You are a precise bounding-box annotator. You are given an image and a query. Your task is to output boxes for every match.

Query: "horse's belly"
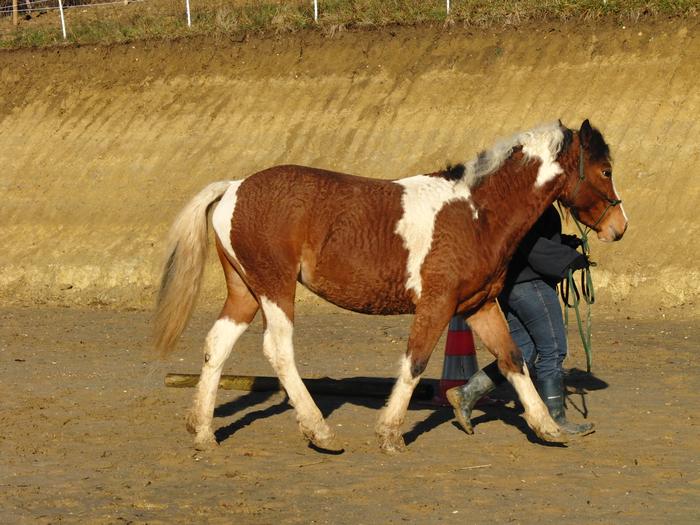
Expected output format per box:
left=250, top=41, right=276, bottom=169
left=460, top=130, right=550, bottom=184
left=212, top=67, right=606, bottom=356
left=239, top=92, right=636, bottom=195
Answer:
left=301, top=279, right=416, bottom=315
left=299, top=254, right=415, bottom=315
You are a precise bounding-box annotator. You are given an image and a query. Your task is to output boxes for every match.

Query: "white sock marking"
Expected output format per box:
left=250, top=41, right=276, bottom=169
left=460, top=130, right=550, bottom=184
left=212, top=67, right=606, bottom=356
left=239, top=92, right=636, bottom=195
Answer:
left=506, top=367, right=551, bottom=430
left=260, top=296, right=325, bottom=432
left=380, top=354, right=420, bottom=429
left=192, top=318, right=248, bottom=431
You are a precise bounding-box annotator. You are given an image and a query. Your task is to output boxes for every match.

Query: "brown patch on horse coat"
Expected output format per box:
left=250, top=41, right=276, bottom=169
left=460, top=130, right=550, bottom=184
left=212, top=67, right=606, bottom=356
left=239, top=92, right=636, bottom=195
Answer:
left=229, top=166, right=415, bottom=315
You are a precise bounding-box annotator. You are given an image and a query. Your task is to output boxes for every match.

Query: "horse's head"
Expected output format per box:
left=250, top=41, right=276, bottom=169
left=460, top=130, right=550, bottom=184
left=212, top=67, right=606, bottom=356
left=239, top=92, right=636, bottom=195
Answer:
left=559, top=120, right=628, bottom=242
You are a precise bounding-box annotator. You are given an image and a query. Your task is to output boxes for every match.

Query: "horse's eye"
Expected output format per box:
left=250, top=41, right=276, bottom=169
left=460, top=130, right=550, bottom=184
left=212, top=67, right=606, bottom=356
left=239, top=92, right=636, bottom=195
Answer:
left=602, top=169, right=612, bottom=178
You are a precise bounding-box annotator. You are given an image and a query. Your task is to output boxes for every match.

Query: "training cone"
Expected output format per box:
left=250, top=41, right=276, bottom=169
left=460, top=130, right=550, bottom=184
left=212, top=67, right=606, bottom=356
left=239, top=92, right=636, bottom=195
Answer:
left=433, top=314, right=479, bottom=406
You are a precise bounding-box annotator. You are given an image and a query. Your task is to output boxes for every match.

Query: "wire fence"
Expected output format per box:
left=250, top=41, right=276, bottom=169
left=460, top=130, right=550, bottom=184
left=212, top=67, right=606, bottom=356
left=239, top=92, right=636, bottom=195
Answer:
left=0, top=0, right=454, bottom=40
left=2, top=1, right=691, bottom=46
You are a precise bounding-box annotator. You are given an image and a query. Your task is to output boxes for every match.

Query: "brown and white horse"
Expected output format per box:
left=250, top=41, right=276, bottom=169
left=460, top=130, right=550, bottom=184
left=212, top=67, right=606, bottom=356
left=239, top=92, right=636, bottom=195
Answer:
left=154, top=119, right=627, bottom=453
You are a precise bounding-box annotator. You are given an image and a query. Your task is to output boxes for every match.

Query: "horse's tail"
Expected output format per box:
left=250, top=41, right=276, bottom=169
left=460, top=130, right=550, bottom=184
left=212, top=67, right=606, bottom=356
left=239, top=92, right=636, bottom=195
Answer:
left=154, top=181, right=232, bottom=357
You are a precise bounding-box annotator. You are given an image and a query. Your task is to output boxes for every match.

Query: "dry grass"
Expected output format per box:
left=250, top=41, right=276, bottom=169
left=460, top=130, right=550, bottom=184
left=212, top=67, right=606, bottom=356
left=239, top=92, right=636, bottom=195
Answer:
left=0, top=0, right=697, bottom=49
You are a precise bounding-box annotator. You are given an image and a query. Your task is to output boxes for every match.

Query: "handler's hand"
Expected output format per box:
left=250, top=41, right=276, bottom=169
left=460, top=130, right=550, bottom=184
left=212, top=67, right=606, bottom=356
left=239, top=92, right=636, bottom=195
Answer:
left=569, top=253, right=590, bottom=271
left=561, top=234, right=583, bottom=249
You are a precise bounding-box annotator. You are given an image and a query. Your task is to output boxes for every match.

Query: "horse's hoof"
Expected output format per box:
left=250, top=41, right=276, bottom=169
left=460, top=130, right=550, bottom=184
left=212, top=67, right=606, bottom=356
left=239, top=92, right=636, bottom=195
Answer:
left=379, top=438, right=406, bottom=455
left=193, top=431, right=218, bottom=451
left=531, top=421, right=568, bottom=443
left=377, top=432, right=406, bottom=454
left=537, top=428, right=568, bottom=444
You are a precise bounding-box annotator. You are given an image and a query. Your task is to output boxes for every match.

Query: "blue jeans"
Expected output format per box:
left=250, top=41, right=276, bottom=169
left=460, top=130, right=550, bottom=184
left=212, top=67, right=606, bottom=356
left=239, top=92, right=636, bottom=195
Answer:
left=499, top=280, right=567, bottom=382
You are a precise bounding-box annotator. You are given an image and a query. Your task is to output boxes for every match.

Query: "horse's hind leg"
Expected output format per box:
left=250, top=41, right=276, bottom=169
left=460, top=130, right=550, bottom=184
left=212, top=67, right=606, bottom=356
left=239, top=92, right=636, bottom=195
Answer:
left=258, top=294, right=342, bottom=453
left=467, top=300, right=564, bottom=443
left=186, top=245, right=259, bottom=450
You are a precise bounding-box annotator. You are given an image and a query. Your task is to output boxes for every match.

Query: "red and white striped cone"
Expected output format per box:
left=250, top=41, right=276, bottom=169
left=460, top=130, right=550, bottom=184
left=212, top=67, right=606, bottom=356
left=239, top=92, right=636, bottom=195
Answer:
left=432, top=314, right=479, bottom=406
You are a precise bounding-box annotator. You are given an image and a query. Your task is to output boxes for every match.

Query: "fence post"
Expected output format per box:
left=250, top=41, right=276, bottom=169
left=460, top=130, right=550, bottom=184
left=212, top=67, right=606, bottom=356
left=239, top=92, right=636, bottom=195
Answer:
left=185, top=0, right=191, bottom=27
left=12, top=0, right=18, bottom=26
left=58, top=0, right=67, bottom=39
left=446, top=0, right=450, bottom=15
left=313, top=0, right=318, bottom=22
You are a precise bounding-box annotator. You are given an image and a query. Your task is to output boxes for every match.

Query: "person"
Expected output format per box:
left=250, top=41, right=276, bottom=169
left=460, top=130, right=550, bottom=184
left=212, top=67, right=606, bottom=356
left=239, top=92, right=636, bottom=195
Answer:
left=446, top=205, right=594, bottom=436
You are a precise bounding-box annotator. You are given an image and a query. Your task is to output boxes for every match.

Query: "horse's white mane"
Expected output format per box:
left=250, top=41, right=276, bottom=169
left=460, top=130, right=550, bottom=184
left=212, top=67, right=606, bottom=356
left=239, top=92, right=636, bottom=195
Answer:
left=460, top=121, right=567, bottom=188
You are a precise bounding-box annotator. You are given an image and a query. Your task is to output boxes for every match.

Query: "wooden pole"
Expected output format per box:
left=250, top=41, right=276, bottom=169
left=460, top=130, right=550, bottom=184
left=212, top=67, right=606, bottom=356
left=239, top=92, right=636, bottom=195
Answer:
left=12, top=0, right=19, bottom=26
left=165, top=373, right=436, bottom=401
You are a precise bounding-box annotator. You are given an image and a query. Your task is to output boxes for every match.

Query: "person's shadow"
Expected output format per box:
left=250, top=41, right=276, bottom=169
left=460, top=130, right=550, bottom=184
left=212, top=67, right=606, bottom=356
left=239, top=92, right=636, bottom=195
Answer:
left=563, top=367, right=609, bottom=419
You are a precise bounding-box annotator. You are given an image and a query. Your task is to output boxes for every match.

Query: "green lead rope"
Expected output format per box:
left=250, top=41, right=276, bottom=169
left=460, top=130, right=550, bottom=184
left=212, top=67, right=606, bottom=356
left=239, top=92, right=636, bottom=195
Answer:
left=560, top=216, right=596, bottom=373
left=557, top=145, right=621, bottom=373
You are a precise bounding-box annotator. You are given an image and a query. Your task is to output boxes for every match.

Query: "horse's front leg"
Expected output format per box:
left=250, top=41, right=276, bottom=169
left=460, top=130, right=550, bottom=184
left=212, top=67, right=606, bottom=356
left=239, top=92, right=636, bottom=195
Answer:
left=467, top=300, right=565, bottom=443
left=376, top=296, right=455, bottom=453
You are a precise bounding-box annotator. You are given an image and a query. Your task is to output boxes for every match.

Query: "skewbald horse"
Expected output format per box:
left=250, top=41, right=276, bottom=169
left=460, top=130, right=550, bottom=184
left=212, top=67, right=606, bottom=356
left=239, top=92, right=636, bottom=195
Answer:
left=154, top=119, right=627, bottom=453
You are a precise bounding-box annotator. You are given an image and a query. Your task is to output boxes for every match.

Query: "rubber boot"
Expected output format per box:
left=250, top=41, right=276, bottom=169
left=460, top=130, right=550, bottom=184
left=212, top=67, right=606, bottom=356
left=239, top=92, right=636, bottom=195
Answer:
left=446, top=361, right=503, bottom=434
left=537, top=376, right=594, bottom=436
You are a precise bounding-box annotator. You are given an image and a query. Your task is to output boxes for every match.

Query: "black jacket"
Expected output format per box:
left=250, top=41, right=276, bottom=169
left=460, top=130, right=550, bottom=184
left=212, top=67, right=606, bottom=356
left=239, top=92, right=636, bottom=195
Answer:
left=504, top=206, right=584, bottom=290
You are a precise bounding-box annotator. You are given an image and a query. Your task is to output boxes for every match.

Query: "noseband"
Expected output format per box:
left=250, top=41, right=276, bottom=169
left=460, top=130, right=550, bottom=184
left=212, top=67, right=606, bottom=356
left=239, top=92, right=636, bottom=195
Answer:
left=570, top=145, right=622, bottom=230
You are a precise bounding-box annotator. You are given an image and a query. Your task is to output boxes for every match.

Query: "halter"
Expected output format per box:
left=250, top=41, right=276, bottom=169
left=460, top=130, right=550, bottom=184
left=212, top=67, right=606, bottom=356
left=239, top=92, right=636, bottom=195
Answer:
left=570, top=145, right=623, bottom=230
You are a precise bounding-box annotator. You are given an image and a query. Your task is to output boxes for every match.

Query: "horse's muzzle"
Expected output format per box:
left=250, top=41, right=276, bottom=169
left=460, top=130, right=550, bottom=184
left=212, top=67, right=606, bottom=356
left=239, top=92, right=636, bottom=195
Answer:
left=597, top=221, right=628, bottom=242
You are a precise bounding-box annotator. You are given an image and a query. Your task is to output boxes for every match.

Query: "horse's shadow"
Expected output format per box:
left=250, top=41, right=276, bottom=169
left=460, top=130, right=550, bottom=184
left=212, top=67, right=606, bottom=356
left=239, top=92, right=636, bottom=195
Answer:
left=213, top=376, right=441, bottom=444
left=213, top=369, right=609, bottom=447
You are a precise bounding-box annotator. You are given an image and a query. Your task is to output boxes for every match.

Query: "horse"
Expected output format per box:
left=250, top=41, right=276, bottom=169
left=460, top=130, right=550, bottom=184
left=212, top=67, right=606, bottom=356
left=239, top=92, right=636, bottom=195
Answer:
left=154, top=119, right=627, bottom=453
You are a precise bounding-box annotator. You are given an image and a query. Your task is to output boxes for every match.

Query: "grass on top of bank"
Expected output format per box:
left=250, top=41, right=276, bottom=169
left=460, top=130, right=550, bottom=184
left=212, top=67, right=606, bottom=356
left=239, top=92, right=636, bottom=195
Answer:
left=1, top=0, right=697, bottom=49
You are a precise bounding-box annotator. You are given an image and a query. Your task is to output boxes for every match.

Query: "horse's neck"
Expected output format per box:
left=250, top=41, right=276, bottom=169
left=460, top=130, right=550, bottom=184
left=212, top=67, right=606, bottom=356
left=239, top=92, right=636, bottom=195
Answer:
left=471, top=156, right=566, bottom=260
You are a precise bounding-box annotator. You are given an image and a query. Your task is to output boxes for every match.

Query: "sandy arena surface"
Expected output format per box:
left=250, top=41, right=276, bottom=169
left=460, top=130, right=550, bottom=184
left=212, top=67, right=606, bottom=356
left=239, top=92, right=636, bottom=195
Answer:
left=1, top=306, right=699, bottom=523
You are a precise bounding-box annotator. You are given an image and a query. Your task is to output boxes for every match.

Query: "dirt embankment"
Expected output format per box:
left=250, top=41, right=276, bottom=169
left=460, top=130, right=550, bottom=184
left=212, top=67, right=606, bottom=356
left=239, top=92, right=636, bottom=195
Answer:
left=1, top=19, right=698, bottom=317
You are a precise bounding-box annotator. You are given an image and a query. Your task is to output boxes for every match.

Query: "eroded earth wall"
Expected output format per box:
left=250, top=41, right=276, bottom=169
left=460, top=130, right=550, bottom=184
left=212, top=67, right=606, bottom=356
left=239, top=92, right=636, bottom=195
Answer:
left=1, top=19, right=698, bottom=317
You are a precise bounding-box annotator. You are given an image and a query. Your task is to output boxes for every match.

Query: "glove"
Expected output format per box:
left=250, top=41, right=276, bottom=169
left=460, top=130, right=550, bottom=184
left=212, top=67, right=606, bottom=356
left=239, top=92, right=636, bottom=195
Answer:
left=569, top=253, right=590, bottom=271
left=561, top=234, right=583, bottom=249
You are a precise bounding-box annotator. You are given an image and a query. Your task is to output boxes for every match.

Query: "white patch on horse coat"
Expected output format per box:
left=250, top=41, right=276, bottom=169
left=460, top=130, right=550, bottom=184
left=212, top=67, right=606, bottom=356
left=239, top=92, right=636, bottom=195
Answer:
left=393, top=176, right=472, bottom=299
left=212, top=180, right=245, bottom=271
left=260, top=296, right=328, bottom=438
left=520, top=126, right=565, bottom=187
left=379, top=354, right=420, bottom=429
left=611, top=179, right=629, bottom=222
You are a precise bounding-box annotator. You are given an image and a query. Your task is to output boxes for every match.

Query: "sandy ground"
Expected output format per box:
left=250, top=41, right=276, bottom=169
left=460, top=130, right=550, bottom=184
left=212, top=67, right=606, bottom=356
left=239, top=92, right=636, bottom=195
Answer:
left=1, top=305, right=698, bottom=523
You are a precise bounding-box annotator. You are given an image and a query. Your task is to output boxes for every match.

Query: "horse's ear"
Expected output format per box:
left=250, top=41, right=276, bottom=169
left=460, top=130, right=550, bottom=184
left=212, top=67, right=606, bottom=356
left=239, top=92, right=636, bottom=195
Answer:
left=580, top=119, right=592, bottom=145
